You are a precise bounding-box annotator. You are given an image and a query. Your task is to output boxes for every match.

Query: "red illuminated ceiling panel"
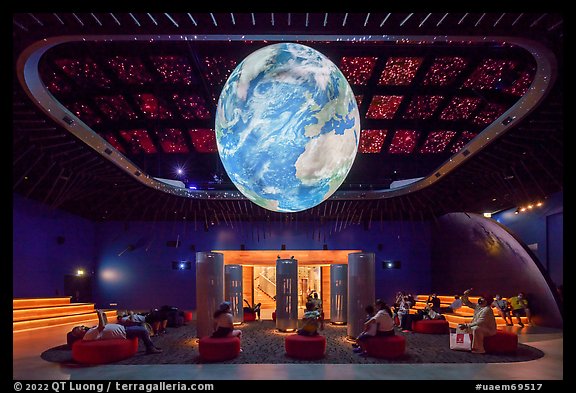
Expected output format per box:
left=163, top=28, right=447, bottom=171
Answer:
left=172, top=93, right=211, bottom=120
left=42, top=68, right=73, bottom=95
left=119, top=129, right=157, bottom=154
left=450, top=131, right=477, bottom=153
left=463, top=59, right=519, bottom=90
left=135, top=93, right=173, bottom=119
left=419, top=131, right=457, bottom=154
left=102, top=134, right=126, bottom=154
left=388, top=130, right=420, bottom=154
left=403, top=95, right=443, bottom=119
left=189, top=129, right=217, bottom=153
left=54, top=58, right=111, bottom=88
left=358, top=130, right=387, bottom=153
left=95, top=95, right=138, bottom=121
left=340, top=56, right=378, bottom=85
left=503, top=69, right=535, bottom=96
left=151, top=55, right=198, bottom=85
left=201, top=56, right=237, bottom=102
left=440, top=97, right=482, bottom=120
left=156, top=128, right=189, bottom=153
left=423, top=56, right=468, bottom=86
left=355, top=95, right=363, bottom=107
left=378, top=57, right=423, bottom=86
left=472, top=102, right=508, bottom=125
left=366, top=95, right=403, bottom=119
left=106, top=56, right=153, bottom=85
left=68, top=102, right=102, bottom=127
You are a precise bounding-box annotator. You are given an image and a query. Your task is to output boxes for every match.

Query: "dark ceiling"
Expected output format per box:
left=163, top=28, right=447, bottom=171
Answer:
left=12, top=12, right=564, bottom=225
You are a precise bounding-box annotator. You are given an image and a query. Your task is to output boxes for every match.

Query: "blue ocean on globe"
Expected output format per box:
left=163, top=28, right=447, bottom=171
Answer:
left=215, top=42, right=360, bottom=212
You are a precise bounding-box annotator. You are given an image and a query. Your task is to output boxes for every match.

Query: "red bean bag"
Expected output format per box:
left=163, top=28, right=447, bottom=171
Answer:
left=72, top=338, right=138, bottom=364
left=198, top=336, right=241, bottom=362
left=412, top=319, right=450, bottom=334
left=243, top=311, right=256, bottom=322
left=484, top=330, right=518, bottom=354
left=285, top=334, right=326, bottom=360
left=364, top=335, right=406, bottom=359
left=183, top=311, right=193, bottom=323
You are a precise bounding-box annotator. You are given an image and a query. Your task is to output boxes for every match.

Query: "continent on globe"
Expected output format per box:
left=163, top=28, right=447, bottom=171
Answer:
left=215, top=42, right=360, bottom=213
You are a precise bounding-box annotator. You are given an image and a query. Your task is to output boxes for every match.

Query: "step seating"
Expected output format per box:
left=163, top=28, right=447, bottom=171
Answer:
left=13, top=297, right=116, bottom=332
left=409, top=294, right=529, bottom=329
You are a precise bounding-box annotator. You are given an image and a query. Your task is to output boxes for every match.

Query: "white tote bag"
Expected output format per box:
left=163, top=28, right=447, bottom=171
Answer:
left=450, top=328, right=472, bottom=351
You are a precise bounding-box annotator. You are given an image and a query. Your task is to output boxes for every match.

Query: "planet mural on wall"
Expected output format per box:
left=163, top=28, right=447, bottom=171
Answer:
left=215, top=42, right=360, bottom=212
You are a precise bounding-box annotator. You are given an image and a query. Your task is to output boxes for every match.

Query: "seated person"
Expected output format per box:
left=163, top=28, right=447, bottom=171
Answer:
left=70, top=309, right=162, bottom=354
left=441, top=295, right=462, bottom=313
left=310, top=292, right=324, bottom=330
left=352, top=304, right=377, bottom=352
left=297, top=301, right=322, bottom=336
left=492, top=294, right=513, bottom=326
left=423, top=304, right=445, bottom=320
left=118, top=310, right=156, bottom=337
left=426, top=293, right=442, bottom=314
left=356, top=299, right=395, bottom=355
left=394, top=296, right=411, bottom=327
left=508, top=292, right=532, bottom=327
left=145, top=308, right=169, bottom=335
left=212, top=302, right=242, bottom=338
left=117, top=310, right=146, bottom=326
left=458, top=288, right=497, bottom=354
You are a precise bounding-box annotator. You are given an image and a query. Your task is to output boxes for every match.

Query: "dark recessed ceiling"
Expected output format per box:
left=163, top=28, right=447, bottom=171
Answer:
left=12, top=12, right=563, bottom=224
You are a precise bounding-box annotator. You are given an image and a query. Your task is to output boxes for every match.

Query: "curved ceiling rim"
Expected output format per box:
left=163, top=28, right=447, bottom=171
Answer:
left=16, top=34, right=557, bottom=202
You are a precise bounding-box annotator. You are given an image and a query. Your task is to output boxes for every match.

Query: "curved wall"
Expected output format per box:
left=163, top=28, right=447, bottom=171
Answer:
left=431, top=212, right=562, bottom=328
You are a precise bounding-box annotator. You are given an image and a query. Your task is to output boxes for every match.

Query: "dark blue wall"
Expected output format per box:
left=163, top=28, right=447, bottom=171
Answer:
left=93, top=219, right=432, bottom=311
left=493, top=191, right=563, bottom=288
left=13, top=194, right=96, bottom=298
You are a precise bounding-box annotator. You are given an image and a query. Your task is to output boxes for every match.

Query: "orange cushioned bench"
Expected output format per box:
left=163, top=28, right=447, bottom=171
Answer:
left=484, top=330, right=518, bottom=354
left=412, top=319, right=450, bottom=334
left=198, top=336, right=241, bottom=362
left=285, top=334, right=326, bottom=360
left=72, top=337, right=138, bottom=364
left=364, top=335, right=406, bottom=359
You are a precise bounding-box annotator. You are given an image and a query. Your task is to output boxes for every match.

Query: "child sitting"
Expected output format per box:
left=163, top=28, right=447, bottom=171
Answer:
left=297, top=301, right=322, bottom=336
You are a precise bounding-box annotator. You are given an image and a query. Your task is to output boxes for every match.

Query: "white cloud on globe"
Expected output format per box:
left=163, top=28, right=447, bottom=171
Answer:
left=215, top=42, right=360, bottom=213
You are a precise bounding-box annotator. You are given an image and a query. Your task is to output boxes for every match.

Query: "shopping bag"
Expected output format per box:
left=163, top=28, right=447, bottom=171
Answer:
left=450, top=328, right=472, bottom=351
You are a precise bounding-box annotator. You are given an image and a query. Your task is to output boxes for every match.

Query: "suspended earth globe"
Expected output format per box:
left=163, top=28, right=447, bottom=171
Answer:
left=215, top=42, right=360, bottom=212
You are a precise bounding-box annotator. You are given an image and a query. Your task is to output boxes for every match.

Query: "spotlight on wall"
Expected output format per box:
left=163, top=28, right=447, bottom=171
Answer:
left=172, top=261, right=191, bottom=270
left=76, top=269, right=85, bottom=276
left=382, top=260, right=401, bottom=269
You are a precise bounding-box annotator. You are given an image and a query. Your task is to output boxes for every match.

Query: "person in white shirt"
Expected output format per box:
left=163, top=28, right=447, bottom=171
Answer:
left=356, top=299, right=395, bottom=355
left=352, top=304, right=377, bottom=352
left=212, top=302, right=242, bottom=339
left=458, top=289, right=497, bottom=354
left=71, top=309, right=162, bottom=354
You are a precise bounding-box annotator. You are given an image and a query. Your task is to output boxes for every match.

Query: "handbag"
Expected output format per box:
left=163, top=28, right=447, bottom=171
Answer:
left=450, top=328, right=472, bottom=351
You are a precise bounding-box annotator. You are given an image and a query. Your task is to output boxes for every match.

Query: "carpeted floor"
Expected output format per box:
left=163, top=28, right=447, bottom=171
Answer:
left=41, top=321, right=544, bottom=365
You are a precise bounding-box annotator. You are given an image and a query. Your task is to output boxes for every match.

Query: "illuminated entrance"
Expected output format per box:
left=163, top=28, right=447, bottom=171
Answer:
left=212, top=249, right=361, bottom=320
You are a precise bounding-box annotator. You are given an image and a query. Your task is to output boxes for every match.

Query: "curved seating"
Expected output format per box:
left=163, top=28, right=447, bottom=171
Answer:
left=243, top=311, right=256, bottom=322
left=412, top=319, right=450, bottom=334
left=364, top=335, right=406, bottom=359
left=285, top=334, right=326, bottom=360
left=198, top=336, right=241, bottom=362
left=72, top=338, right=138, bottom=364
left=484, top=330, right=518, bottom=354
